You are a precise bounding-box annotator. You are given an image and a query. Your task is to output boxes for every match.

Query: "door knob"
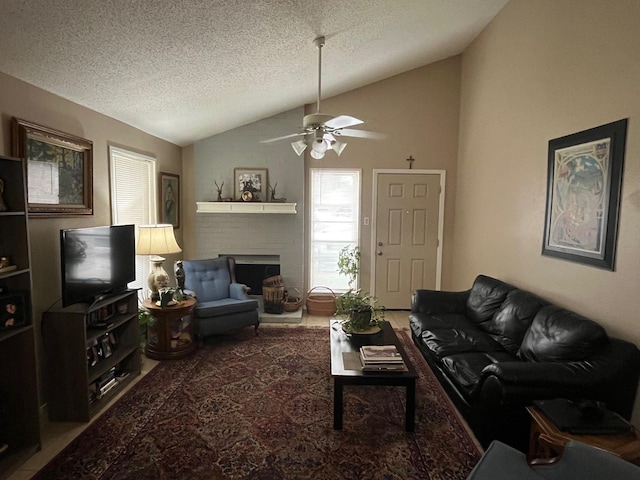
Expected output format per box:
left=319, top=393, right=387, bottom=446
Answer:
left=377, top=251, right=383, bottom=256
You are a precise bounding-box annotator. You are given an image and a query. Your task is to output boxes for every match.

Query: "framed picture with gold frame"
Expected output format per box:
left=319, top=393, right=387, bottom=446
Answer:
left=12, top=118, right=93, bottom=217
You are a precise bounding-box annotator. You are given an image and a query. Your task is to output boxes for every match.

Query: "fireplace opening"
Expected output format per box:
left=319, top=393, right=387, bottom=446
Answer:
left=220, top=254, right=280, bottom=295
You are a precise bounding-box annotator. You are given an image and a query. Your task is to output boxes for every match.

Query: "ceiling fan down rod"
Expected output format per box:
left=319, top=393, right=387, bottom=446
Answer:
left=313, top=36, right=325, bottom=114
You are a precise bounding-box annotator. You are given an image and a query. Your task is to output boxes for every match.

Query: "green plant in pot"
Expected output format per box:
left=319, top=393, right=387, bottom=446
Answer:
left=138, top=306, right=152, bottom=346
left=335, top=246, right=385, bottom=333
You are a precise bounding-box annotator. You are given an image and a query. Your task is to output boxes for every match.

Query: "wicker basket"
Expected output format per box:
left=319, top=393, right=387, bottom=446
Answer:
left=263, top=285, right=285, bottom=314
left=306, top=286, right=337, bottom=316
left=283, top=296, right=303, bottom=312
left=262, top=275, right=283, bottom=287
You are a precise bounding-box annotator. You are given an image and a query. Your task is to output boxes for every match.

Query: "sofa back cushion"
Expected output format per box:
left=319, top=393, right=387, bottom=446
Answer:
left=519, top=306, right=608, bottom=362
left=466, top=275, right=515, bottom=324
left=480, top=289, right=549, bottom=354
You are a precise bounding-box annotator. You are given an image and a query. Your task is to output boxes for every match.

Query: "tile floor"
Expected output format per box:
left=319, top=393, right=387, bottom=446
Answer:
left=8, top=311, right=411, bottom=479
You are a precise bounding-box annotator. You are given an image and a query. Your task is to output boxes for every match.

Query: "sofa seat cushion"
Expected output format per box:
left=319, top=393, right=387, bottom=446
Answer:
left=410, top=313, right=477, bottom=338
left=519, top=305, right=608, bottom=362
left=195, top=298, right=259, bottom=318
left=442, top=352, right=519, bottom=396
left=478, top=289, right=549, bottom=354
left=421, top=327, right=504, bottom=358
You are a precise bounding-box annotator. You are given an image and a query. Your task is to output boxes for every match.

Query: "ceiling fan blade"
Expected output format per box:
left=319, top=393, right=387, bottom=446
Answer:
left=260, top=132, right=306, bottom=144
left=337, top=129, right=386, bottom=140
left=324, top=115, right=364, bottom=130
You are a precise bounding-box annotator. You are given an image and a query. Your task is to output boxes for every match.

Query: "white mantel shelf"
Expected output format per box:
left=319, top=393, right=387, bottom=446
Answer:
left=196, top=202, right=297, bottom=214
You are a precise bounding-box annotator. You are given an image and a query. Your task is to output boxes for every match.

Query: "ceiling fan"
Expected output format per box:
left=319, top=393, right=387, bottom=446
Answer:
left=261, top=36, right=384, bottom=159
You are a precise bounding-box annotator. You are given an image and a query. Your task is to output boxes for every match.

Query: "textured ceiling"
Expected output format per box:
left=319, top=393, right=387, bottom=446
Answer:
left=0, top=0, right=509, bottom=146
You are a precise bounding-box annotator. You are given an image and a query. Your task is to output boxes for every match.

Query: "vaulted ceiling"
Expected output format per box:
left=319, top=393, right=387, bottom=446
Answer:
left=0, top=0, right=509, bottom=146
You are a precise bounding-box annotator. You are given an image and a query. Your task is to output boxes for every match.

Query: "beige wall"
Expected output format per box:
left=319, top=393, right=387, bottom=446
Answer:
left=304, top=56, right=462, bottom=292
left=0, top=71, right=182, bottom=405
left=456, top=0, right=640, bottom=423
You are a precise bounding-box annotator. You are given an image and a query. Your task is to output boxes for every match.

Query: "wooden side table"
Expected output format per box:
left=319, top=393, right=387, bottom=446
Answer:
left=142, top=297, right=197, bottom=360
left=526, top=406, right=640, bottom=465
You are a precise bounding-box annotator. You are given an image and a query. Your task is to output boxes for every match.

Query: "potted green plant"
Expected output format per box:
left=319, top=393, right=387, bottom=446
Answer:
left=138, top=306, right=152, bottom=347
left=335, top=246, right=385, bottom=333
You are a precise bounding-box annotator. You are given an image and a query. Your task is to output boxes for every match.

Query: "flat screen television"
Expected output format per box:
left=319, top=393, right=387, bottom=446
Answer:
left=60, top=224, right=136, bottom=307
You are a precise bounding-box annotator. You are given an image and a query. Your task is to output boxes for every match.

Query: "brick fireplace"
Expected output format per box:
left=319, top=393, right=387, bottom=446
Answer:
left=220, top=254, right=280, bottom=295
left=190, top=108, right=305, bottom=301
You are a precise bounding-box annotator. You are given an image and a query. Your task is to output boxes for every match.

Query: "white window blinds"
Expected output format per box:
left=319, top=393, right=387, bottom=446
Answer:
left=109, top=146, right=156, bottom=293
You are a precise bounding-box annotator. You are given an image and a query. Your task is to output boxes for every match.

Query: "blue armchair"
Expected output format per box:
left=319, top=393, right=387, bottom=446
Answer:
left=467, top=438, right=640, bottom=479
left=182, top=257, right=259, bottom=338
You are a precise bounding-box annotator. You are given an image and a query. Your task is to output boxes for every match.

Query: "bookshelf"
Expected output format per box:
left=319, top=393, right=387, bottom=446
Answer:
left=42, top=290, right=141, bottom=422
left=0, top=155, right=40, bottom=479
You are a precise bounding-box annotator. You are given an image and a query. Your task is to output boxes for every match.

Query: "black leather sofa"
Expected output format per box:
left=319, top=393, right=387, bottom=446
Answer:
left=409, top=274, right=640, bottom=449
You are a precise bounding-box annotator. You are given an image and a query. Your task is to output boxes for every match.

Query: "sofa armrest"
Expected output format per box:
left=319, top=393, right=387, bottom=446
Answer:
left=411, top=289, right=470, bottom=315
left=230, top=283, right=250, bottom=300
left=482, top=362, right=589, bottom=387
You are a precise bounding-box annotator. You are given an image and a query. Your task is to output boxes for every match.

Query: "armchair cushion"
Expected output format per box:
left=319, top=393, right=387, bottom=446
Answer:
left=195, top=298, right=259, bottom=318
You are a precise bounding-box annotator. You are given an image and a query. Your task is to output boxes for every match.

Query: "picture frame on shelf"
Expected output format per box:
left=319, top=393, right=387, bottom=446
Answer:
left=100, top=334, right=113, bottom=358
left=542, top=119, right=628, bottom=270
left=11, top=118, right=93, bottom=217
left=234, top=168, right=268, bottom=202
left=159, top=172, right=180, bottom=228
left=0, top=292, right=27, bottom=329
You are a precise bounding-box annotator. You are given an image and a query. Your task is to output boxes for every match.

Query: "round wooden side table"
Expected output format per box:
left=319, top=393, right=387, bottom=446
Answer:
left=142, top=297, right=197, bottom=360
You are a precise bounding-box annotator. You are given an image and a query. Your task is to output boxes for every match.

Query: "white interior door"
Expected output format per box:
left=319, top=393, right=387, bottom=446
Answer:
left=372, top=170, right=444, bottom=309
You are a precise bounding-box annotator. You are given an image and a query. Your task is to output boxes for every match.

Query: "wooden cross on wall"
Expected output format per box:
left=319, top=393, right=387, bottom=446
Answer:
left=406, top=155, right=415, bottom=169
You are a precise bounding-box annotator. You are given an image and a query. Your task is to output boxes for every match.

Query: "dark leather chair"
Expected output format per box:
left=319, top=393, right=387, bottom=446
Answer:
left=183, top=257, right=259, bottom=338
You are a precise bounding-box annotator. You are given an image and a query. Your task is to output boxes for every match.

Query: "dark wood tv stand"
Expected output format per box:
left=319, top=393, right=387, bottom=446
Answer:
left=42, top=290, right=141, bottom=422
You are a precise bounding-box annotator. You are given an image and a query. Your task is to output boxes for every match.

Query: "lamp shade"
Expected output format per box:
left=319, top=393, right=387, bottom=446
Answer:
left=136, top=224, right=181, bottom=256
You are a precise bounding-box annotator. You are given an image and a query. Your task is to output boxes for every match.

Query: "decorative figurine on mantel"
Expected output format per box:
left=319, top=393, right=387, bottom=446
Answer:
left=0, top=178, right=7, bottom=212
left=214, top=181, right=232, bottom=202
left=269, top=182, right=287, bottom=203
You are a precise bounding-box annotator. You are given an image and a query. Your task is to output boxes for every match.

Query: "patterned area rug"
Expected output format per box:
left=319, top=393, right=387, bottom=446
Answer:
left=35, top=327, right=481, bottom=479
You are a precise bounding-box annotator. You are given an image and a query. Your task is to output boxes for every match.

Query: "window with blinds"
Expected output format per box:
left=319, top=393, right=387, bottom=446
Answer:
left=109, top=146, right=156, bottom=295
left=309, top=168, right=360, bottom=292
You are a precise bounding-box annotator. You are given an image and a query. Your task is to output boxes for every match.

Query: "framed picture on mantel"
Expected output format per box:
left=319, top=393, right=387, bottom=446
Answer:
left=234, top=168, right=268, bottom=202
left=542, top=119, right=627, bottom=270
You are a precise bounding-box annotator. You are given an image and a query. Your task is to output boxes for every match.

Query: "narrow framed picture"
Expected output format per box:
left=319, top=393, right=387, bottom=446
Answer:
left=159, top=172, right=179, bottom=228
left=234, top=168, right=268, bottom=202
left=0, top=292, right=27, bottom=329
left=100, top=334, right=113, bottom=358
left=12, top=118, right=93, bottom=217
left=542, top=119, right=628, bottom=270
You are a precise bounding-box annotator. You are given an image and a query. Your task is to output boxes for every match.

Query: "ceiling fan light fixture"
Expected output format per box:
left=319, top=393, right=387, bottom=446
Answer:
left=291, top=140, right=307, bottom=156
left=310, top=149, right=325, bottom=160
left=331, top=140, right=347, bottom=157
left=311, top=137, right=328, bottom=154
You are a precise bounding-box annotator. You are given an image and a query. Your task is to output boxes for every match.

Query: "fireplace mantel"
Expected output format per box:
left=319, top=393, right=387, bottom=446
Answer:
left=196, top=202, right=297, bottom=214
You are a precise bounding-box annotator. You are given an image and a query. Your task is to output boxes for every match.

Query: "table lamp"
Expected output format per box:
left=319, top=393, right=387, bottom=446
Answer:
left=136, top=224, right=182, bottom=301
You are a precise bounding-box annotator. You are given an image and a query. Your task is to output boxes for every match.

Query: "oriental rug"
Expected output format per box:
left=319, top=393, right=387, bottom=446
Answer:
left=35, top=327, right=481, bottom=480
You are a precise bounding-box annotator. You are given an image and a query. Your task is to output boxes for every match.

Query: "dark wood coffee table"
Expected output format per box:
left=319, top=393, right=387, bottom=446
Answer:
left=330, top=320, right=418, bottom=431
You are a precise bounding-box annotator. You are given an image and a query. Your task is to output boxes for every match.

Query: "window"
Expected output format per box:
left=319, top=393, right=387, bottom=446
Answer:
left=109, top=146, right=156, bottom=296
left=309, top=169, right=360, bottom=292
